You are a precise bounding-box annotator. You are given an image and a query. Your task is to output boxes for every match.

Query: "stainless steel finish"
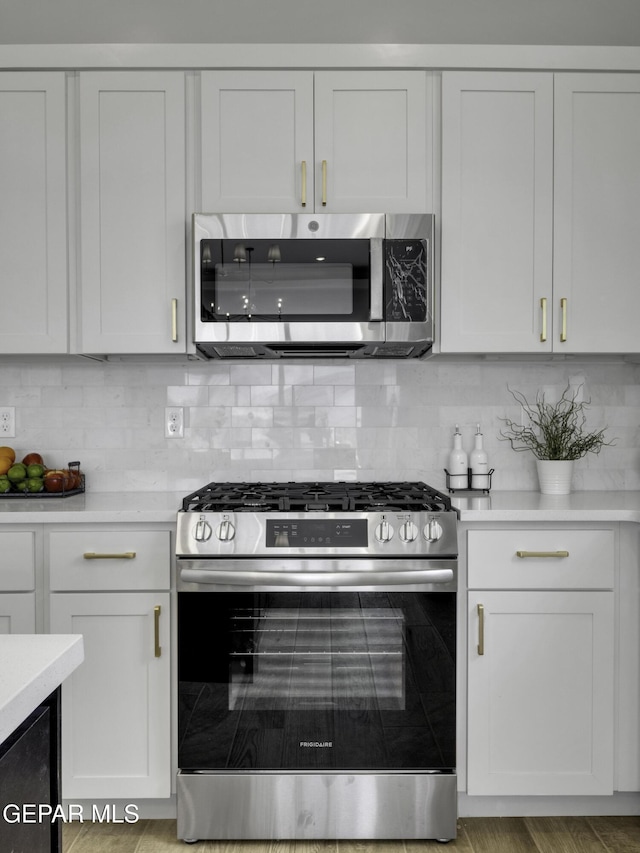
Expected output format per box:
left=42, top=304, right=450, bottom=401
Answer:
left=194, top=212, right=386, bottom=241
left=177, top=771, right=457, bottom=841
left=177, top=558, right=456, bottom=592
left=369, top=237, right=384, bottom=321
left=176, top=480, right=457, bottom=843
left=192, top=213, right=434, bottom=360
left=176, top=510, right=457, bottom=560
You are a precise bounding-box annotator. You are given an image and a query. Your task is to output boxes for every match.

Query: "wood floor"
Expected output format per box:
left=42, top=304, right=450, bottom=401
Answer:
left=62, top=816, right=640, bottom=853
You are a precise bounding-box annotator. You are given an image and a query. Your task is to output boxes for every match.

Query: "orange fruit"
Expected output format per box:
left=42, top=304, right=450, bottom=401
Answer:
left=0, top=455, right=13, bottom=476
left=0, top=446, right=15, bottom=463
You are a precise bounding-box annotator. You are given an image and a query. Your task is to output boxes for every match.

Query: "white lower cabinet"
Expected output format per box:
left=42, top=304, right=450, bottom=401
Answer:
left=50, top=591, right=170, bottom=800
left=1, top=529, right=37, bottom=632
left=48, top=527, right=172, bottom=800
left=0, top=593, right=36, bottom=634
left=466, top=528, right=615, bottom=796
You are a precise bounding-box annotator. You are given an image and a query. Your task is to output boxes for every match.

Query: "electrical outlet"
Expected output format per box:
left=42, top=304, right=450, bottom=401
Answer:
left=165, top=407, right=184, bottom=439
left=0, top=407, right=15, bottom=438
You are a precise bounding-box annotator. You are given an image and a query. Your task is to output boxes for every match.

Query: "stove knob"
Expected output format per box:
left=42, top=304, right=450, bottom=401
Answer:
left=399, top=521, right=419, bottom=543
left=375, top=520, right=394, bottom=543
left=193, top=519, right=212, bottom=542
left=216, top=520, right=236, bottom=542
left=424, top=519, right=443, bottom=543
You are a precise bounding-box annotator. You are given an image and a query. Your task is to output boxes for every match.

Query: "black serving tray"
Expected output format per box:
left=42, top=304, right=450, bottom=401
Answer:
left=0, top=462, right=84, bottom=499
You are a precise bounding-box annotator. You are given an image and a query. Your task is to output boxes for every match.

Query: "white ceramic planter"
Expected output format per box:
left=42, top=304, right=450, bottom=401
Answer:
left=536, top=459, right=574, bottom=495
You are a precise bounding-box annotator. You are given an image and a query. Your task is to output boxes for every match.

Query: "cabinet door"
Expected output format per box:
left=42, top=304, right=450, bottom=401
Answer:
left=467, top=590, right=614, bottom=795
left=554, top=74, right=640, bottom=353
left=79, top=72, right=186, bottom=353
left=0, top=73, right=68, bottom=354
left=440, top=72, right=553, bottom=352
left=314, top=71, right=429, bottom=213
left=0, top=594, right=36, bottom=634
left=50, top=592, right=170, bottom=799
left=201, top=71, right=314, bottom=213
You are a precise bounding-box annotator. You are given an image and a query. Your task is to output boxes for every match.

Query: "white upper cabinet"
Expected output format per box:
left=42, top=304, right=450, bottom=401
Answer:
left=201, top=71, right=314, bottom=213
left=313, top=71, right=429, bottom=213
left=0, top=73, right=68, bottom=354
left=78, top=72, right=187, bottom=354
left=554, top=74, right=640, bottom=353
left=441, top=70, right=640, bottom=355
left=440, top=72, right=554, bottom=352
left=201, top=70, right=430, bottom=213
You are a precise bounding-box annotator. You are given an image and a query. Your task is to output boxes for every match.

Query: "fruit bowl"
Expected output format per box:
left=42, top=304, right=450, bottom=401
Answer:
left=0, top=461, right=85, bottom=498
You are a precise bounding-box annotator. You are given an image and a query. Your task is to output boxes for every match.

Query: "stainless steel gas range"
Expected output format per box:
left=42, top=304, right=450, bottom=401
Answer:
left=175, top=481, right=458, bottom=843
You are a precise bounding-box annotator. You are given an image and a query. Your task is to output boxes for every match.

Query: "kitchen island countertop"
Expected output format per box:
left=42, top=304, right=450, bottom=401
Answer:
left=0, top=634, right=84, bottom=745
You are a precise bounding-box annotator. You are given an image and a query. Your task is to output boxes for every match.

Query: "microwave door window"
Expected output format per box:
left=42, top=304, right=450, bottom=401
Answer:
left=200, top=239, right=371, bottom=322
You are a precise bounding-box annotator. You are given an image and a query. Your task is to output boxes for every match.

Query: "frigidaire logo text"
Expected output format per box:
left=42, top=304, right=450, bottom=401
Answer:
left=299, top=741, right=333, bottom=748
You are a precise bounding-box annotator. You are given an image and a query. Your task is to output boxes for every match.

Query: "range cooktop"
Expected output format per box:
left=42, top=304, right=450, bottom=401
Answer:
left=180, top=480, right=454, bottom=514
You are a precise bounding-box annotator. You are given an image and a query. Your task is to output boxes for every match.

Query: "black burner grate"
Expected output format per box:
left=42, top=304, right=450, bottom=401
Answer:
left=181, top=481, right=453, bottom=514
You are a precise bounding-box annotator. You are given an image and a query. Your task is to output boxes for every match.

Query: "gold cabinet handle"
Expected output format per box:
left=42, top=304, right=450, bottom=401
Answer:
left=301, top=160, right=307, bottom=207
left=154, top=605, right=162, bottom=658
left=83, top=551, right=137, bottom=560
left=540, top=297, right=547, bottom=343
left=171, top=298, right=178, bottom=343
left=560, top=297, right=567, bottom=343
left=477, top=604, right=484, bottom=656
left=516, top=550, right=570, bottom=558
left=321, top=159, right=327, bottom=206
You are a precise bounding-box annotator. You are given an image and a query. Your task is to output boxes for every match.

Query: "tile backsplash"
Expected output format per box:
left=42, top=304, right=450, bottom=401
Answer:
left=1, top=356, right=638, bottom=493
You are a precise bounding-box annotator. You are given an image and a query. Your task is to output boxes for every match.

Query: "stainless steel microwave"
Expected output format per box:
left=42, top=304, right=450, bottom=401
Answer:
left=193, top=213, right=434, bottom=359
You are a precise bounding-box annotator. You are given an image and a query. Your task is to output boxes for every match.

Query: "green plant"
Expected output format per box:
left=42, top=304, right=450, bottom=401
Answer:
left=499, top=385, right=614, bottom=461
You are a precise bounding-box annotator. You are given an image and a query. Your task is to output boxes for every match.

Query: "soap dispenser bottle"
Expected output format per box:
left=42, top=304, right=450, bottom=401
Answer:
left=448, top=424, right=469, bottom=489
left=470, top=423, right=490, bottom=490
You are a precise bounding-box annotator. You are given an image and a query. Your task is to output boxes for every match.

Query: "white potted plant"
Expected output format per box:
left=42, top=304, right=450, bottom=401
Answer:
left=499, top=385, right=614, bottom=494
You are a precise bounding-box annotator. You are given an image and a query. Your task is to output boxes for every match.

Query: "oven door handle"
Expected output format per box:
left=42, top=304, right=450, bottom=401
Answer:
left=178, top=566, right=455, bottom=589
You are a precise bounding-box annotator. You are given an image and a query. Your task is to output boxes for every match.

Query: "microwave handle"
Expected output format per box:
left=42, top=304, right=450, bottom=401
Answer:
left=370, top=238, right=384, bottom=321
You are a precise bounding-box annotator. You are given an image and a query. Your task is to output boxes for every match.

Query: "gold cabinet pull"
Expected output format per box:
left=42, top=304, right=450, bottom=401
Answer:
left=171, top=298, right=178, bottom=343
left=154, top=605, right=162, bottom=658
left=301, top=160, right=307, bottom=207
left=560, top=297, right=567, bottom=343
left=321, top=159, right=327, bottom=206
left=83, top=551, right=137, bottom=560
left=516, top=550, right=570, bottom=558
left=540, top=297, right=547, bottom=342
left=477, top=603, right=484, bottom=656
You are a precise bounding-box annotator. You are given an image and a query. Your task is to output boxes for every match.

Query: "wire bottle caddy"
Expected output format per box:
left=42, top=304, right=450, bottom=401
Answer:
left=444, top=467, right=494, bottom=494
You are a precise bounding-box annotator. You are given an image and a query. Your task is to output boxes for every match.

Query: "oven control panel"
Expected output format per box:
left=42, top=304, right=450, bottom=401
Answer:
left=266, top=519, right=368, bottom=548
left=177, top=510, right=458, bottom=559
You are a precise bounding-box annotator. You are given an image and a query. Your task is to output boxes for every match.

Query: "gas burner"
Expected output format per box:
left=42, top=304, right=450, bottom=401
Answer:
left=181, top=481, right=454, bottom=514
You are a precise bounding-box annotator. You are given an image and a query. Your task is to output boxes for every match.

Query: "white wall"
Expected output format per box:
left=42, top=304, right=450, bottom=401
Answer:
left=0, top=356, right=636, bottom=493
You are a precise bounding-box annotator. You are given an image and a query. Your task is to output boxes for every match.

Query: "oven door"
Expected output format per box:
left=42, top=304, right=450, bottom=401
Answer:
left=177, top=579, right=455, bottom=773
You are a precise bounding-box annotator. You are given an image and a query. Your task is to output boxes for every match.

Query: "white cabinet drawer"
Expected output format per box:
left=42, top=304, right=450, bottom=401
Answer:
left=468, top=528, right=614, bottom=589
left=49, top=529, right=171, bottom=590
left=1, top=531, right=36, bottom=590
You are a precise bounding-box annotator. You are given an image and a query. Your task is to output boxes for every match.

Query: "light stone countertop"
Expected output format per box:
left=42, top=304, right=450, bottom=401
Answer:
left=0, top=634, right=84, bottom=744
left=0, top=491, right=185, bottom=524
left=453, top=490, right=640, bottom=522
left=0, top=489, right=639, bottom=524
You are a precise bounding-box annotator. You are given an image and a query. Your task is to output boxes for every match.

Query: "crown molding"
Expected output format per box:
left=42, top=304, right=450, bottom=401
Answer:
left=0, top=43, right=639, bottom=71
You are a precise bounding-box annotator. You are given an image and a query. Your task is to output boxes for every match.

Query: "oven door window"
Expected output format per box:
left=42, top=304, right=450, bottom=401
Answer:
left=178, top=591, right=455, bottom=772
left=199, top=239, right=371, bottom=322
